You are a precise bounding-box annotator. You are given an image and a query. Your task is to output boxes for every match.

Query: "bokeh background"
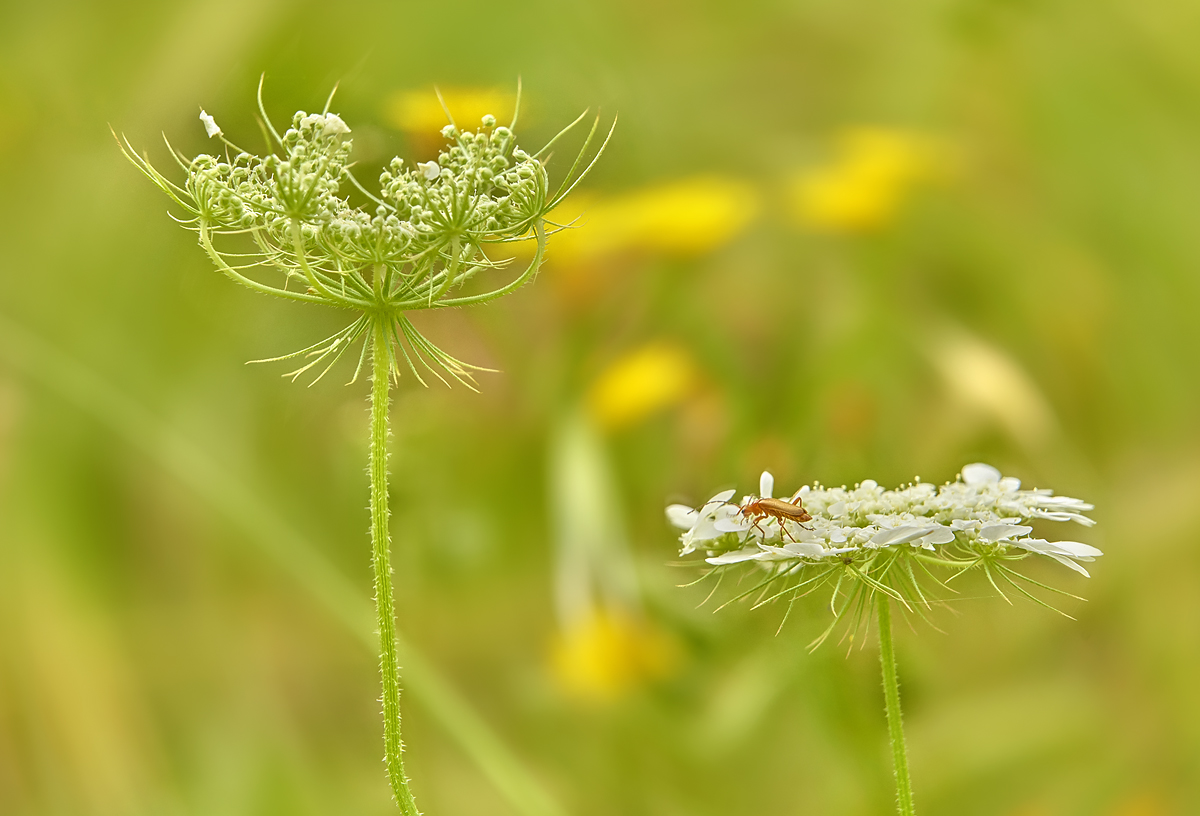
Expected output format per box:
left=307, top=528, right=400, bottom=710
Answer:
left=2, top=1, right=1199, bottom=814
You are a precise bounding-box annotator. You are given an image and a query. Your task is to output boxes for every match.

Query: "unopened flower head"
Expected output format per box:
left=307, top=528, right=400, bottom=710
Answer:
left=122, top=82, right=611, bottom=387
left=668, top=464, right=1100, bottom=641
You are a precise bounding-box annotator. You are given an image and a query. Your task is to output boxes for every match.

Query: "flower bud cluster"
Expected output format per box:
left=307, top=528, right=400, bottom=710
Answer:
left=669, top=463, right=1102, bottom=577
left=377, top=119, right=549, bottom=247
left=189, top=111, right=353, bottom=232
left=184, top=109, right=551, bottom=270
left=123, top=93, right=609, bottom=387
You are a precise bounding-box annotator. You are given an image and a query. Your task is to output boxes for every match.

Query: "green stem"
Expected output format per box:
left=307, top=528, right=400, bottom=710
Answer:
left=371, top=321, right=421, bottom=816
left=877, top=597, right=916, bottom=816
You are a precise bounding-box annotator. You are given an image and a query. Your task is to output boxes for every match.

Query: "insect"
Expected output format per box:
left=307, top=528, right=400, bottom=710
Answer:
left=738, top=495, right=813, bottom=541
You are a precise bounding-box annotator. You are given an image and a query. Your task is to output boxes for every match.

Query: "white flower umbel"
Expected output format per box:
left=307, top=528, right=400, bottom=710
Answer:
left=669, top=463, right=1100, bottom=816
left=668, top=462, right=1100, bottom=634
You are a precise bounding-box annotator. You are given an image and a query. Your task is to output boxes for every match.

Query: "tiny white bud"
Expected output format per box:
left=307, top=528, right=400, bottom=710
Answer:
left=299, top=113, right=351, bottom=137
left=321, top=113, right=351, bottom=137
left=199, top=110, right=222, bottom=138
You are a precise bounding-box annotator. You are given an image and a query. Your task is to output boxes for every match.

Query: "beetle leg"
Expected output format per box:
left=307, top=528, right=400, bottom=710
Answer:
left=752, top=517, right=768, bottom=539
left=772, top=516, right=792, bottom=543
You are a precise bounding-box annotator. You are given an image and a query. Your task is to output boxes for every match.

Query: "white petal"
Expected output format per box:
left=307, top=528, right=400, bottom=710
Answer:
left=1019, top=538, right=1102, bottom=560
left=321, top=113, right=350, bottom=136
left=706, top=488, right=737, bottom=506
left=979, top=523, right=1033, bottom=542
left=783, top=541, right=832, bottom=558
left=1056, top=540, right=1104, bottom=559
left=199, top=110, right=221, bottom=138
left=920, top=527, right=956, bottom=546
left=962, top=463, right=1001, bottom=486
left=759, top=471, right=774, bottom=499
left=418, top=160, right=441, bottom=180
left=1044, top=552, right=1092, bottom=577
left=1037, top=495, right=1095, bottom=511
left=666, top=504, right=697, bottom=529
left=869, top=526, right=933, bottom=547
left=813, top=546, right=858, bottom=559
left=1013, top=538, right=1101, bottom=576
left=706, top=547, right=766, bottom=565
left=757, top=542, right=825, bottom=559
left=683, top=517, right=725, bottom=544
left=714, top=517, right=752, bottom=533
left=756, top=545, right=806, bottom=561
left=1032, top=509, right=1097, bottom=526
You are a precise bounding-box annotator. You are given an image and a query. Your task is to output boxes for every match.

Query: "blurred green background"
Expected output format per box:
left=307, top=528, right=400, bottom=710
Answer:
left=1, top=1, right=1198, bottom=814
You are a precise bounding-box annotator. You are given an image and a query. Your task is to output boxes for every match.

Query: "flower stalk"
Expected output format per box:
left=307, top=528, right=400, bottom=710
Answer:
left=370, top=319, right=419, bottom=814
left=877, top=597, right=914, bottom=816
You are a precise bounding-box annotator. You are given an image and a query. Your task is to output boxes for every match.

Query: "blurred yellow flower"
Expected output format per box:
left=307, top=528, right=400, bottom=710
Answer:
left=550, top=609, right=679, bottom=703
left=790, top=128, right=946, bottom=233
left=927, top=327, right=1056, bottom=449
left=587, top=342, right=697, bottom=431
left=533, top=176, right=760, bottom=263
left=383, top=87, right=517, bottom=134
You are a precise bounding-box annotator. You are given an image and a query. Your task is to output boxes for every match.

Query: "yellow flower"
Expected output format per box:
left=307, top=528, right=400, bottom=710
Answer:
left=587, top=342, right=697, bottom=432
left=524, top=176, right=759, bottom=263
left=550, top=609, right=679, bottom=703
left=790, top=128, right=946, bottom=233
left=383, top=87, right=517, bottom=134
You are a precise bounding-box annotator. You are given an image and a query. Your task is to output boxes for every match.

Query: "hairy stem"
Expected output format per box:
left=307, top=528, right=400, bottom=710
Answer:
left=878, top=597, right=916, bottom=816
left=370, top=321, right=421, bottom=816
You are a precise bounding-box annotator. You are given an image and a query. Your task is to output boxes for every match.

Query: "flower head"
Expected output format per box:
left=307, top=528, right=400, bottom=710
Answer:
left=121, top=81, right=612, bottom=388
left=789, top=127, right=947, bottom=233
left=587, top=342, right=697, bottom=431
left=669, top=463, right=1100, bottom=643
left=550, top=609, right=679, bottom=703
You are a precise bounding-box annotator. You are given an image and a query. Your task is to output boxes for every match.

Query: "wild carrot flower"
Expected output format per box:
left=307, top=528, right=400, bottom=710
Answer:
left=120, top=81, right=610, bottom=815
left=674, top=462, right=1097, bottom=564
left=670, top=463, right=1099, bottom=623
left=120, top=84, right=609, bottom=388
left=668, top=462, right=1100, bottom=816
